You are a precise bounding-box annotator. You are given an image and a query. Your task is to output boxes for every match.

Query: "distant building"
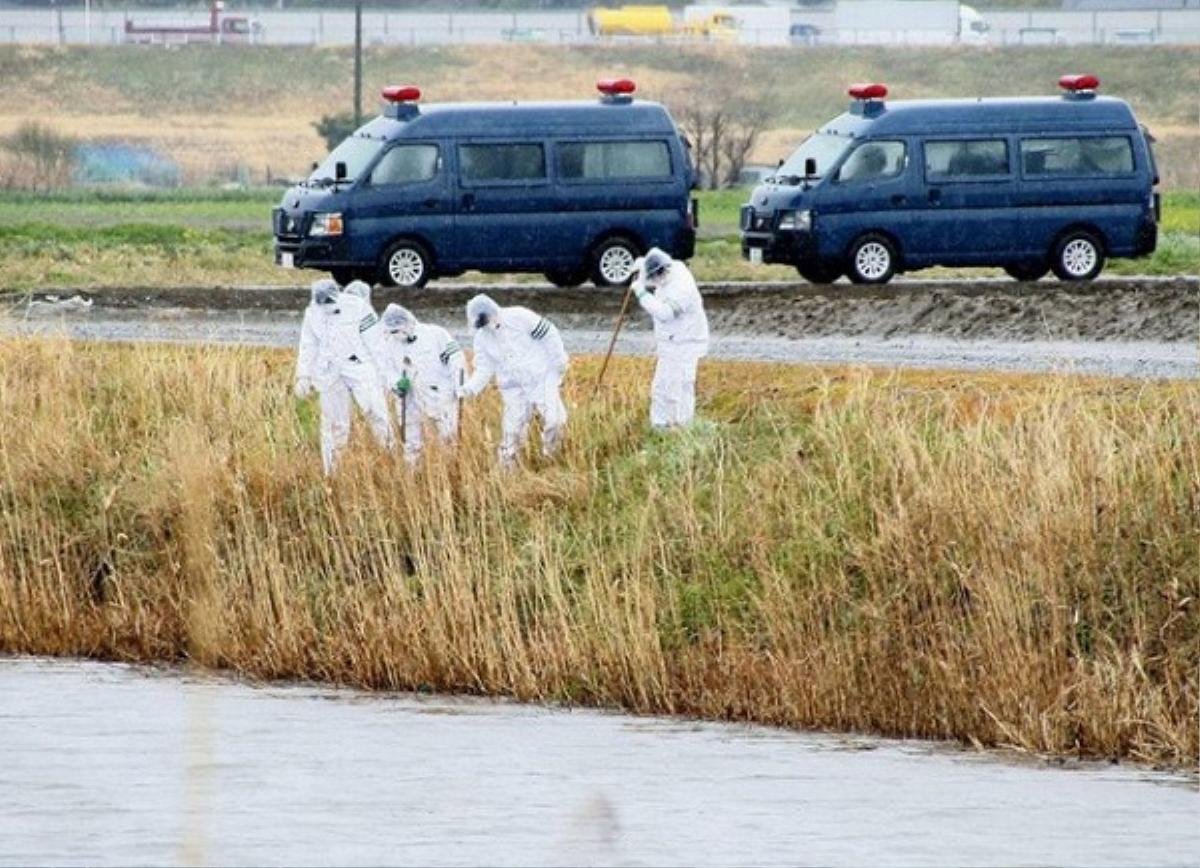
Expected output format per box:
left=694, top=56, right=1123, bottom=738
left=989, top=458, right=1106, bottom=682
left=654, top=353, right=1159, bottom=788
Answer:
left=1064, top=0, right=1196, bottom=10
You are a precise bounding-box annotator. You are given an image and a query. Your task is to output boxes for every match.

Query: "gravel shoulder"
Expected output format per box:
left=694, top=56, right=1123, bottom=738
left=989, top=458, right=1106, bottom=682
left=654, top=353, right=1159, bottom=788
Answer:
left=5, top=305, right=1196, bottom=380
left=5, top=276, right=1197, bottom=343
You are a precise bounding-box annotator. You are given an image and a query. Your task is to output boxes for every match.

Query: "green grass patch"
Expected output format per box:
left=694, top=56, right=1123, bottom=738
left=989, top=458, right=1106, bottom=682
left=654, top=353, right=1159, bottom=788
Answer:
left=0, top=187, right=1193, bottom=289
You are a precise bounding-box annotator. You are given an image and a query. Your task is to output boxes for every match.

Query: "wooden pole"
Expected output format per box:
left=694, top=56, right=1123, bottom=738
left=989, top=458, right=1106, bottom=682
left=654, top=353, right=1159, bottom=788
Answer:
left=591, top=282, right=636, bottom=398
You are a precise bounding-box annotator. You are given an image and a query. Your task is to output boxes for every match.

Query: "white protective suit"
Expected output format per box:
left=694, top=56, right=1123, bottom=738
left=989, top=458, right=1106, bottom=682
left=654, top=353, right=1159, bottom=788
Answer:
left=294, top=279, right=395, bottom=473
left=632, top=248, right=709, bottom=428
left=460, top=294, right=569, bottom=467
left=378, top=303, right=465, bottom=462
left=342, top=279, right=373, bottom=305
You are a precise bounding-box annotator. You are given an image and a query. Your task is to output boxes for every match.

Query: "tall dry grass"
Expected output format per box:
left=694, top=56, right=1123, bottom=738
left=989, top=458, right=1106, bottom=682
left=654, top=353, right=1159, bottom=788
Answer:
left=0, top=336, right=1196, bottom=765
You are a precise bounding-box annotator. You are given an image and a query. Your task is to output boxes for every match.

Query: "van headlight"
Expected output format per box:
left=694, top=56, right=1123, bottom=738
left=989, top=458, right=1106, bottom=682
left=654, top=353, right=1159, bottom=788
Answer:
left=777, top=209, right=811, bottom=231
left=309, top=213, right=344, bottom=237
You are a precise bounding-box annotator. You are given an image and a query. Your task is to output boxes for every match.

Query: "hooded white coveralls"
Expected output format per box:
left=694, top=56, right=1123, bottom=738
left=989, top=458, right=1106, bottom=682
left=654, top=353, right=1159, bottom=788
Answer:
left=379, top=316, right=465, bottom=461
left=635, top=253, right=709, bottom=428
left=295, top=292, right=394, bottom=473
left=462, top=298, right=569, bottom=466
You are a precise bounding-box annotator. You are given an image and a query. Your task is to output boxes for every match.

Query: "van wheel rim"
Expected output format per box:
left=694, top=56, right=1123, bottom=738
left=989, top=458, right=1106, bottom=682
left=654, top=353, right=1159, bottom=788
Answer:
left=389, top=249, right=424, bottom=286
left=599, top=245, right=635, bottom=283
left=855, top=242, right=890, bottom=280
left=1061, top=239, right=1097, bottom=277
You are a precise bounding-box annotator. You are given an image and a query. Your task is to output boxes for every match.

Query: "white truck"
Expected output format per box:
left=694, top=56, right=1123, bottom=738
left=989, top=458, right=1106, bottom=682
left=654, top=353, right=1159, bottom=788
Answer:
left=832, top=0, right=989, bottom=45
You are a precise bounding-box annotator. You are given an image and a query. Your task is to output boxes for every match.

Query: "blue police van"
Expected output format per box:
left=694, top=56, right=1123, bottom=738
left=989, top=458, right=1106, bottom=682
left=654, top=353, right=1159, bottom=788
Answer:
left=740, top=75, right=1159, bottom=284
left=274, top=79, right=696, bottom=288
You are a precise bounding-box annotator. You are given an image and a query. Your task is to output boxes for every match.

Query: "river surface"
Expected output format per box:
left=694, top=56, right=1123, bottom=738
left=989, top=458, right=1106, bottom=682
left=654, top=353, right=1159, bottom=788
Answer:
left=2, top=658, right=1196, bottom=867
left=5, top=306, right=1196, bottom=379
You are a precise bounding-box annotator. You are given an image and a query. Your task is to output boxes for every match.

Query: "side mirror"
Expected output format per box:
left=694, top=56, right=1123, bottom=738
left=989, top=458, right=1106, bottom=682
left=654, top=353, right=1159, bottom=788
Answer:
left=804, top=157, right=817, bottom=177
left=777, top=158, right=784, bottom=168
left=311, top=161, right=319, bottom=172
left=335, top=161, right=347, bottom=181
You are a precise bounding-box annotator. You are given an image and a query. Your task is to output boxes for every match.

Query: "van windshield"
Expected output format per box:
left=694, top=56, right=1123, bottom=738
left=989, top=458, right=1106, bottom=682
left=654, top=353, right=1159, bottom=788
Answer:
left=308, top=135, right=385, bottom=187
left=776, top=131, right=853, bottom=184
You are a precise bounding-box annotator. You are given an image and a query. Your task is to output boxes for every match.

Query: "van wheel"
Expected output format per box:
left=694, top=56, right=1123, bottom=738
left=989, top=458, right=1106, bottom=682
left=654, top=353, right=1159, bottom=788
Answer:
left=380, top=240, right=432, bottom=289
left=590, top=236, right=640, bottom=287
left=797, top=262, right=842, bottom=285
left=847, top=234, right=897, bottom=285
left=544, top=267, right=588, bottom=289
left=1051, top=231, right=1105, bottom=281
left=1003, top=262, right=1049, bottom=282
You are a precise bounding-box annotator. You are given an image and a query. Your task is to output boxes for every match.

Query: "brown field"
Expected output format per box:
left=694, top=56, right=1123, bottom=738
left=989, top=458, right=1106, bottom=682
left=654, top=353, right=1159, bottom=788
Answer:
left=1, top=43, right=1196, bottom=186
left=1, top=336, right=1196, bottom=766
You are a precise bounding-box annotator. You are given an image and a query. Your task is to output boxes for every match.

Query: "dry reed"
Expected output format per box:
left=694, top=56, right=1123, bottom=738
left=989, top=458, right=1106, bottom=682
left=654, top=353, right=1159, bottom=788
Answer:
left=0, top=336, right=1196, bottom=766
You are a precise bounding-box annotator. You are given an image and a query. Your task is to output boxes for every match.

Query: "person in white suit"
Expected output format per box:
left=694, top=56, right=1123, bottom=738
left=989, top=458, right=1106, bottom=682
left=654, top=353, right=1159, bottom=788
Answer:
left=293, top=279, right=394, bottom=473
left=631, top=247, right=709, bottom=429
left=378, top=303, right=465, bottom=462
left=459, top=294, right=569, bottom=468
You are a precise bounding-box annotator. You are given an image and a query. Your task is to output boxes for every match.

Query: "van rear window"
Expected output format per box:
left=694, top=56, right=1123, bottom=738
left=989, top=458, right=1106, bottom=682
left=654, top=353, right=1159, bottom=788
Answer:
left=1020, top=137, right=1134, bottom=177
left=558, top=141, right=671, bottom=181
left=925, top=140, right=1009, bottom=179
left=459, top=144, right=545, bottom=183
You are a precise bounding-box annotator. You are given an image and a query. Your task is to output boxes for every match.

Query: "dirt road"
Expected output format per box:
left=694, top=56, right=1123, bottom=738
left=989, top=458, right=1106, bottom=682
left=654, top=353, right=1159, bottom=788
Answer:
left=5, top=277, right=1196, bottom=379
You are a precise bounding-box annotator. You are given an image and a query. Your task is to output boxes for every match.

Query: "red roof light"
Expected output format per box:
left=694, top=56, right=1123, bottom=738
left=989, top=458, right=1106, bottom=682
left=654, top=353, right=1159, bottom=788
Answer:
left=1058, top=74, right=1099, bottom=92
left=597, top=78, right=637, bottom=96
left=848, top=82, right=888, bottom=100
left=381, top=85, right=421, bottom=103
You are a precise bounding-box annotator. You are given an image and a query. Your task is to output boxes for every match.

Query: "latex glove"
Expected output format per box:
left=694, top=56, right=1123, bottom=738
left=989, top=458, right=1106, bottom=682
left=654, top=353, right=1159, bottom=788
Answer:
left=294, top=377, right=315, bottom=399
left=392, top=374, right=412, bottom=397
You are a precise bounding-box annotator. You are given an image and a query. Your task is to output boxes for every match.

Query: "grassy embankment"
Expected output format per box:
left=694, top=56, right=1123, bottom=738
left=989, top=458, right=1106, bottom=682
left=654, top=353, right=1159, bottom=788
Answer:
left=3, top=44, right=1196, bottom=186
left=0, top=188, right=1196, bottom=289
left=0, top=337, right=1196, bottom=765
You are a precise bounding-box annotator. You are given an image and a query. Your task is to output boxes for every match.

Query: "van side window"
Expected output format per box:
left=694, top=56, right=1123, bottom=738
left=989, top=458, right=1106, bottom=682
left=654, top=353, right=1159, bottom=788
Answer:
left=459, top=144, right=545, bottom=183
left=558, top=141, right=671, bottom=181
left=370, top=145, right=439, bottom=186
left=925, top=140, right=1009, bottom=178
left=1020, top=137, right=1134, bottom=177
left=836, top=141, right=906, bottom=183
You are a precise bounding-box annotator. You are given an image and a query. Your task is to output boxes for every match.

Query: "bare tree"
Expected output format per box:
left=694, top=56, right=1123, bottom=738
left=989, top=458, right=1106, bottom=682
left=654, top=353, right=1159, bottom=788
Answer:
left=669, top=85, right=769, bottom=189
left=0, top=123, right=77, bottom=191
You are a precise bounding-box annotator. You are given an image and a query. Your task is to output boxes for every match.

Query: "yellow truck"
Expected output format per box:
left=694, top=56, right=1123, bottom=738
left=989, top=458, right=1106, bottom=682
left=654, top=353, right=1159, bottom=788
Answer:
left=587, top=5, right=739, bottom=40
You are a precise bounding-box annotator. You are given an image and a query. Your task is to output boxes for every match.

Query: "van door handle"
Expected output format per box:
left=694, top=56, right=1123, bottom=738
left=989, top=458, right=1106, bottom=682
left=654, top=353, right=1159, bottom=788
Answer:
left=461, top=193, right=476, bottom=211
left=927, top=188, right=942, bottom=204
left=890, top=194, right=907, bottom=205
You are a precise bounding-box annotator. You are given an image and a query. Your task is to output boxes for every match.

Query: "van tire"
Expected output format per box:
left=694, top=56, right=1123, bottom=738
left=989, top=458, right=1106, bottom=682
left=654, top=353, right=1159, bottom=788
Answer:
left=544, top=267, right=588, bottom=289
left=1050, top=231, right=1105, bottom=281
left=1003, top=263, right=1049, bottom=282
left=796, top=262, right=842, bottom=285
left=847, top=234, right=897, bottom=285
left=380, top=240, right=432, bottom=289
left=590, top=236, right=641, bottom=287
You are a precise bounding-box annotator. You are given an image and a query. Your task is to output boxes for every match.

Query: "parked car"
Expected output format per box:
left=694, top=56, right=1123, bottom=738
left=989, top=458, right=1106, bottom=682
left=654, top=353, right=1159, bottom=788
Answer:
left=274, top=79, right=696, bottom=288
left=740, top=76, right=1158, bottom=283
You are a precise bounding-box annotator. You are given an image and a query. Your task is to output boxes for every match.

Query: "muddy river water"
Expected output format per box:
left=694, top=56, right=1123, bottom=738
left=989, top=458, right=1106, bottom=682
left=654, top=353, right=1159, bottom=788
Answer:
left=2, top=658, right=1196, bottom=867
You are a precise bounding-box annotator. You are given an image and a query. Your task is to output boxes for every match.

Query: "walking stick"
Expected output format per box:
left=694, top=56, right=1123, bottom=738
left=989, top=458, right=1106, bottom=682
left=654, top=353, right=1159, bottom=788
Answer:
left=457, top=368, right=465, bottom=433
left=399, top=390, right=408, bottom=447
left=592, top=281, right=636, bottom=399
left=399, top=358, right=411, bottom=448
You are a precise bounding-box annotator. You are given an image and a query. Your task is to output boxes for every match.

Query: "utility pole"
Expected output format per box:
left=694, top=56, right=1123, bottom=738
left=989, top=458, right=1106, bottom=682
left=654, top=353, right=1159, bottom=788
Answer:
left=353, top=1, right=363, bottom=127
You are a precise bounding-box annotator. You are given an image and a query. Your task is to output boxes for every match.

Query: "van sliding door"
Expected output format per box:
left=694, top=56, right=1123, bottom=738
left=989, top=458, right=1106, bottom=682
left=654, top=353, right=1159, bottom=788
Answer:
left=908, top=138, right=1017, bottom=264
left=550, top=138, right=682, bottom=266
left=453, top=141, right=555, bottom=268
